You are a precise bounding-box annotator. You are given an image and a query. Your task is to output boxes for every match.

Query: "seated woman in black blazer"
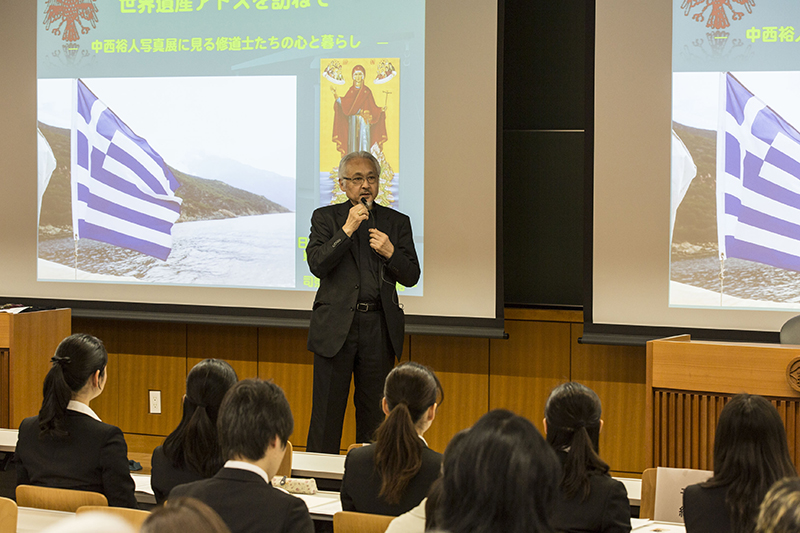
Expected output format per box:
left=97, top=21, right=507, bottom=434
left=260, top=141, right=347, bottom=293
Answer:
left=151, top=359, right=238, bottom=503
left=544, top=382, right=630, bottom=533
left=340, top=362, right=443, bottom=516
left=683, top=394, right=797, bottom=533
left=15, top=333, right=137, bottom=508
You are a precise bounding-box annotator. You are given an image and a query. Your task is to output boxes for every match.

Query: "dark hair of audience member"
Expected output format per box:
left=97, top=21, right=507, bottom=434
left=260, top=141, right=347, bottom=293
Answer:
left=544, top=381, right=610, bottom=500
left=436, top=409, right=561, bottom=533
left=373, top=361, right=443, bottom=504
left=217, top=378, right=293, bottom=460
left=702, top=394, right=797, bottom=533
left=39, top=333, right=108, bottom=438
left=141, top=496, right=232, bottom=533
left=755, top=477, right=800, bottom=533
left=162, top=359, right=238, bottom=477
left=423, top=431, right=462, bottom=533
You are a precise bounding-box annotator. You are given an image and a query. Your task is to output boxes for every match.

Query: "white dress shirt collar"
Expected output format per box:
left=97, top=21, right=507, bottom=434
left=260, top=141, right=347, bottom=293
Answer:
left=224, top=460, right=272, bottom=485
left=66, top=400, right=101, bottom=421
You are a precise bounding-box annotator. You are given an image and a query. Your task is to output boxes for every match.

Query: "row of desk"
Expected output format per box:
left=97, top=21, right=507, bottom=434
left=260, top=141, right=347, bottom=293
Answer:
left=2, top=428, right=642, bottom=523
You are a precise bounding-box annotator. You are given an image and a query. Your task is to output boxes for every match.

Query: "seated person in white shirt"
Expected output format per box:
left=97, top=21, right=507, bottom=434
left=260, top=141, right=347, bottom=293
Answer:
left=169, top=379, right=313, bottom=533
left=15, top=333, right=137, bottom=508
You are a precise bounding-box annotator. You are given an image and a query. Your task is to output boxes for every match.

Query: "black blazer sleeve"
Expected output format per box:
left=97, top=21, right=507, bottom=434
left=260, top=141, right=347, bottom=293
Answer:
left=307, top=205, right=353, bottom=280
left=284, top=494, right=315, bottom=533
left=340, top=450, right=357, bottom=511
left=14, top=420, right=31, bottom=486
left=600, top=478, right=632, bottom=533
left=100, top=424, right=138, bottom=508
left=381, top=211, right=419, bottom=288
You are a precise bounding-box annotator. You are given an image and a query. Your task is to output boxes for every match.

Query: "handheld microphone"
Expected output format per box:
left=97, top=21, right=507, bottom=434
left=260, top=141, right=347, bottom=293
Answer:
left=361, top=197, right=376, bottom=229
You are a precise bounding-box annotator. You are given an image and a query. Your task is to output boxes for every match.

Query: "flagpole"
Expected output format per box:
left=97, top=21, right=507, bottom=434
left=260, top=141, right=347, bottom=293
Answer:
left=719, top=255, right=725, bottom=306
left=74, top=238, right=78, bottom=281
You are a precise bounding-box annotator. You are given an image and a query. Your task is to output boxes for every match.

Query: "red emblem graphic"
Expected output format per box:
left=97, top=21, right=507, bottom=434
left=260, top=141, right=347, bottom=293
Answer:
left=681, top=0, right=755, bottom=30
left=43, top=0, right=99, bottom=42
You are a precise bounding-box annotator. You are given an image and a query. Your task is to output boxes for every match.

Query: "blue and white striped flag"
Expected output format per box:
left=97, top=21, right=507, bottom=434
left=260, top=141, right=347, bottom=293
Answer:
left=717, top=72, right=800, bottom=272
left=71, top=79, right=182, bottom=261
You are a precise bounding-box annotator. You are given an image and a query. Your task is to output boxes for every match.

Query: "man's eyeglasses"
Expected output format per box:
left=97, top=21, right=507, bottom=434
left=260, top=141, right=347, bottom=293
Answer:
left=341, top=175, right=378, bottom=185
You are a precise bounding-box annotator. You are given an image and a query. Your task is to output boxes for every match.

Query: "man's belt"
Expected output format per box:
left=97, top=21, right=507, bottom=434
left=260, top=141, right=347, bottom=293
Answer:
left=356, top=301, right=382, bottom=312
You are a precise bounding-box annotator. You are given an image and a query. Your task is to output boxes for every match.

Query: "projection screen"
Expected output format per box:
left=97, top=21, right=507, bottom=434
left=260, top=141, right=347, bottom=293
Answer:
left=589, top=0, right=800, bottom=343
left=0, top=0, right=503, bottom=336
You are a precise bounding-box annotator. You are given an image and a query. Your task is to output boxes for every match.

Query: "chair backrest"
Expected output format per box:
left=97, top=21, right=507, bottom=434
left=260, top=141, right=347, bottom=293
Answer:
left=781, top=315, right=800, bottom=344
left=653, top=467, right=713, bottom=522
left=76, top=506, right=151, bottom=529
left=276, top=440, right=293, bottom=478
left=0, top=497, right=17, bottom=533
left=333, top=511, right=394, bottom=533
left=346, top=443, right=366, bottom=454
left=16, top=485, right=108, bottom=512
left=639, top=468, right=656, bottom=520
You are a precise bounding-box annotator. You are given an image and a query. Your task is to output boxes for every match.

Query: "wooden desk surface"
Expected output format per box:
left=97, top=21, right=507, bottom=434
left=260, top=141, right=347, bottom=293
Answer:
left=0, top=428, right=17, bottom=452
left=16, top=507, right=72, bottom=533
left=291, top=451, right=345, bottom=480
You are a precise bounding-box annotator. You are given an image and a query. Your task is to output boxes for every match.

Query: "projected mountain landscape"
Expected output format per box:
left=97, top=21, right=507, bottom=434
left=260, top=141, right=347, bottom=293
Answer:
left=37, top=122, right=296, bottom=288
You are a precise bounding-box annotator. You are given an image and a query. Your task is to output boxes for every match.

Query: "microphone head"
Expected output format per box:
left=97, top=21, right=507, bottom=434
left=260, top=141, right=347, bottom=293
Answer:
left=361, top=197, right=373, bottom=209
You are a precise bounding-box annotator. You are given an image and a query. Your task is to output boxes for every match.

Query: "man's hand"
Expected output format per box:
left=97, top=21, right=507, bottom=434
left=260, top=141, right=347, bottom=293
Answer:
left=343, top=203, right=369, bottom=237
left=369, top=228, right=394, bottom=259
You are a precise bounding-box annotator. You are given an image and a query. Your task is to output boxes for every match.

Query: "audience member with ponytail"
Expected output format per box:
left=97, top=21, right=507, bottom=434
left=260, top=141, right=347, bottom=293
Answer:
left=340, top=361, right=443, bottom=516
left=544, top=382, right=631, bottom=533
left=15, top=333, right=137, bottom=508
left=151, top=359, right=238, bottom=503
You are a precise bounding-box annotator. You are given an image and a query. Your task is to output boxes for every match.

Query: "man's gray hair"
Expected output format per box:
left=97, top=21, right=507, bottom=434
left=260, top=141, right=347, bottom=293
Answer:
left=339, top=151, right=380, bottom=178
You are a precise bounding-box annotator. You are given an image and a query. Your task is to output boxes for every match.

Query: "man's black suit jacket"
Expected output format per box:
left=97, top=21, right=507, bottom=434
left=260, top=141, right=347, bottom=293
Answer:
left=15, top=412, right=138, bottom=508
left=169, top=467, right=314, bottom=533
left=307, top=201, right=420, bottom=358
left=340, top=443, right=442, bottom=516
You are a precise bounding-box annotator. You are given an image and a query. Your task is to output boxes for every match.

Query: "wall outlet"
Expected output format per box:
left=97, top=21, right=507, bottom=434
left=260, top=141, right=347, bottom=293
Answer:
left=149, top=390, right=161, bottom=414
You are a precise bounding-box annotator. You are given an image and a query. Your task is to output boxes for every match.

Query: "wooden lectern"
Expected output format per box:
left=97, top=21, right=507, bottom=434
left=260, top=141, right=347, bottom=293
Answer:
left=0, top=309, right=71, bottom=428
left=646, top=335, right=800, bottom=471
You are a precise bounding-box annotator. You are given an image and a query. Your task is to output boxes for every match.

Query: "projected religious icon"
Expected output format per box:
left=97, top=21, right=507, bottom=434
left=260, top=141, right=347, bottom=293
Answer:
left=43, top=0, right=99, bottom=42
left=319, top=58, right=400, bottom=207
left=681, top=0, right=755, bottom=30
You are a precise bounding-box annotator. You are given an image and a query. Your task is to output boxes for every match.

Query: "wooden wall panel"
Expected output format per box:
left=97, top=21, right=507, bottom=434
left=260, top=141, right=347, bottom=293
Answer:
left=0, top=349, right=8, bottom=428
left=72, top=318, right=121, bottom=425
left=32, top=309, right=652, bottom=478
left=187, top=324, right=259, bottom=379
left=9, top=309, right=71, bottom=427
left=258, top=327, right=316, bottom=449
left=0, top=314, right=9, bottom=348
left=124, top=433, right=167, bottom=459
left=411, top=335, right=490, bottom=453
left=571, top=323, right=646, bottom=475
left=115, top=321, right=186, bottom=436
left=489, top=319, right=571, bottom=434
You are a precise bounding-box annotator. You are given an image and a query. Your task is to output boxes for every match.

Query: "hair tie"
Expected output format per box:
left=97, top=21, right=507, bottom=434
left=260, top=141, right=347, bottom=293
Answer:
left=187, top=396, right=206, bottom=409
left=50, top=356, right=70, bottom=366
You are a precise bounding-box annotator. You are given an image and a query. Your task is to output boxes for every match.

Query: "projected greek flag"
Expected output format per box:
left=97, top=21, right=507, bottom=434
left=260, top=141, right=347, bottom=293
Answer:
left=717, top=72, right=800, bottom=272
left=70, top=79, right=182, bottom=261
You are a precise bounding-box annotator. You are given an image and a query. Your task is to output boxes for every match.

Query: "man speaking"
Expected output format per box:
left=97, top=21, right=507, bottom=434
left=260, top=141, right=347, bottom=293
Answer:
left=306, top=151, right=420, bottom=454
